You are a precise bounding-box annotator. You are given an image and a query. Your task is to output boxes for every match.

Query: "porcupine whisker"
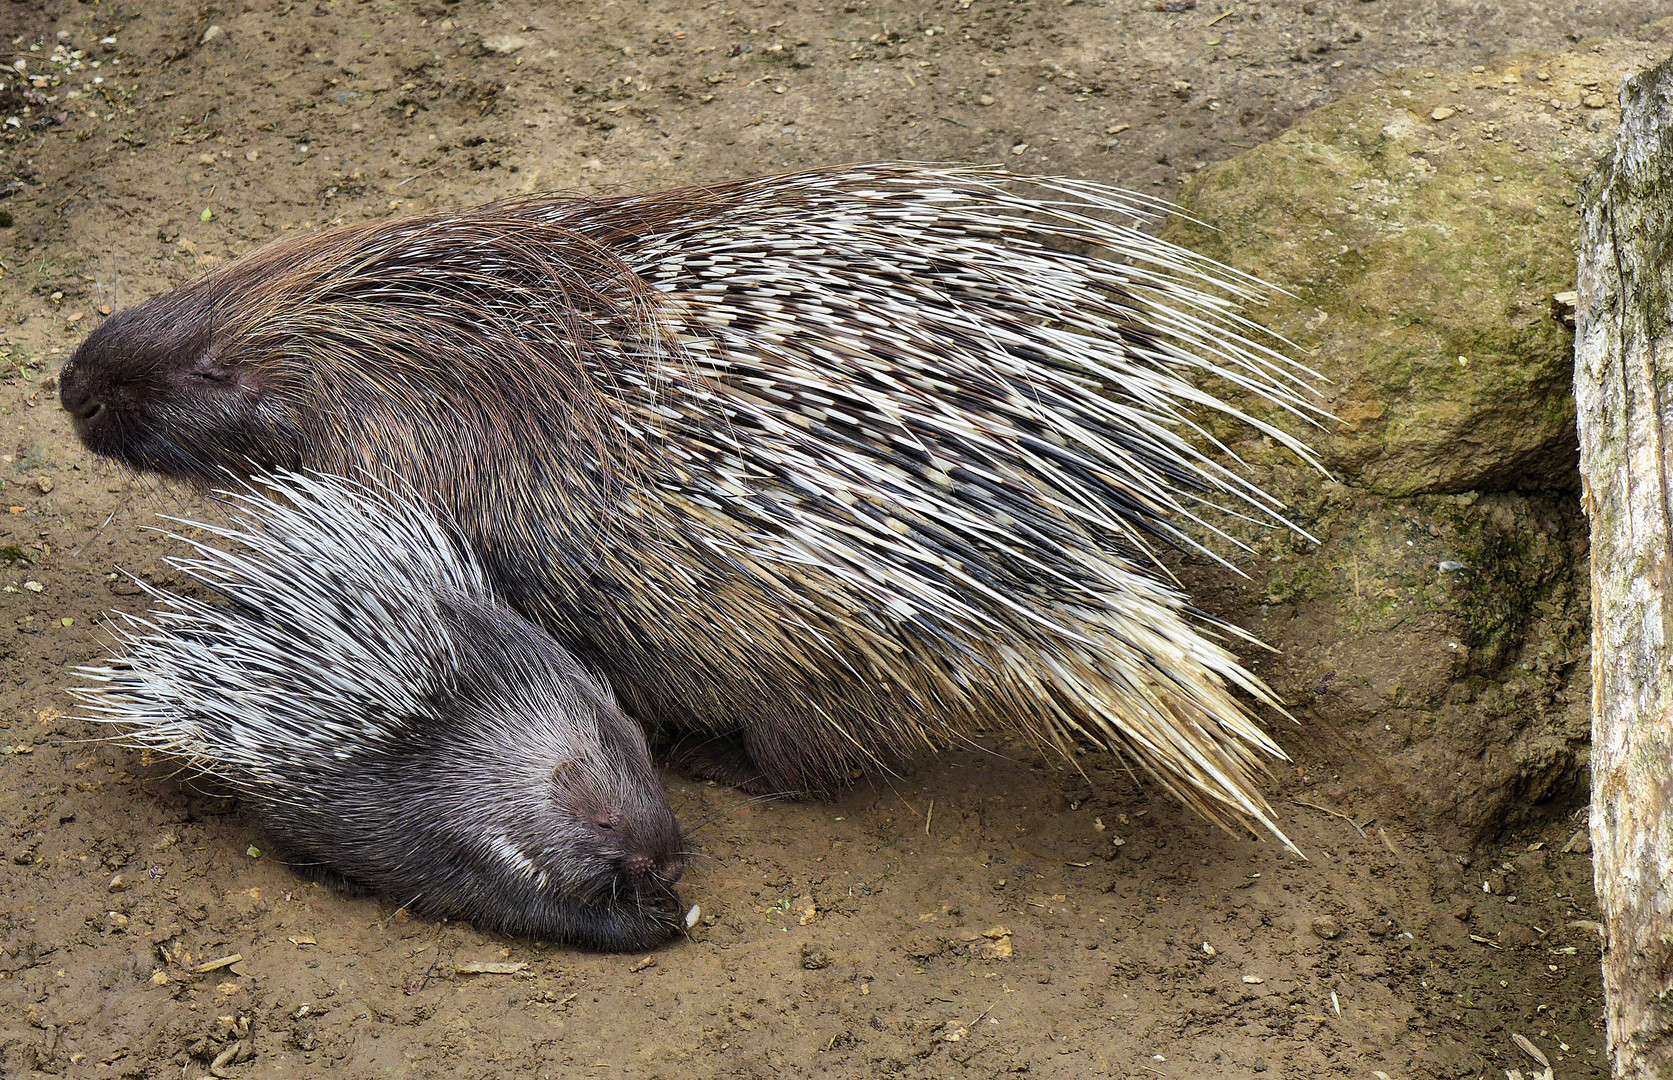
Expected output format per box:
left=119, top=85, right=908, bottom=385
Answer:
left=265, top=852, right=341, bottom=874
left=679, top=793, right=799, bottom=836
left=385, top=894, right=426, bottom=928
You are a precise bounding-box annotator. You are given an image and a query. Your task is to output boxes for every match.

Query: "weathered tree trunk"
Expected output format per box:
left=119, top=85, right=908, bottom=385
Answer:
left=1576, top=54, right=1673, bottom=1079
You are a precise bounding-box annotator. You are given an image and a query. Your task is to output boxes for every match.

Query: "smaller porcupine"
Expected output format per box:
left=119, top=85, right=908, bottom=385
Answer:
left=60, top=164, right=1326, bottom=847
left=73, top=472, right=686, bottom=950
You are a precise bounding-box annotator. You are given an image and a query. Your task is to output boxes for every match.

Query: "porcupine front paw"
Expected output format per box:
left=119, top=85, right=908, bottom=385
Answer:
left=663, top=725, right=844, bottom=800
left=664, top=730, right=779, bottom=793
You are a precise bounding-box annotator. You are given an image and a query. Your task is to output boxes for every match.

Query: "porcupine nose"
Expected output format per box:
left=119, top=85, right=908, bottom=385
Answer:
left=620, top=848, right=686, bottom=900
left=59, top=368, right=104, bottom=423
left=585, top=806, right=685, bottom=895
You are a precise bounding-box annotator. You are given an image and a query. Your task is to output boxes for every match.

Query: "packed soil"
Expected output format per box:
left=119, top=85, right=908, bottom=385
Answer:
left=1, top=2, right=1664, bottom=1078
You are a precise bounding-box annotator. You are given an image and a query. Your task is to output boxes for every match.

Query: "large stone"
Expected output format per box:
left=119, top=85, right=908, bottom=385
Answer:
left=1158, top=41, right=1667, bottom=840
left=1165, top=45, right=1649, bottom=496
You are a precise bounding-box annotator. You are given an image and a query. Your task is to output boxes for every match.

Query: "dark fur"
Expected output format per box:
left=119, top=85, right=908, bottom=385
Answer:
left=78, top=475, right=687, bottom=950
left=61, top=196, right=902, bottom=794
left=249, top=593, right=688, bottom=950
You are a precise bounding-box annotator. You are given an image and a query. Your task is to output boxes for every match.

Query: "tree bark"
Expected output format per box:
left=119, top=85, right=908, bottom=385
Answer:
left=1577, top=54, right=1673, bottom=1079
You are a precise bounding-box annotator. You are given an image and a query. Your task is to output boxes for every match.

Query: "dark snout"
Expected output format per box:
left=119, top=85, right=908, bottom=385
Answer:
left=500, top=784, right=687, bottom=951
left=58, top=307, right=212, bottom=461
left=57, top=360, right=103, bottom=424
left=58, top=314, right=138, bottom=434
left=57, top=304, right=296, bottom=481
left=576, top=787, right=687, bottom=901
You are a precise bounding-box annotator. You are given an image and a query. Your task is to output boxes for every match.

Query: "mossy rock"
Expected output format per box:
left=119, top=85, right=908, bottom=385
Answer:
left=1184, top=475, right=1590, bottom=840
left=1154, top=42, right=1672, bottom=838
left=1165, top=49, right=1637, bottom=496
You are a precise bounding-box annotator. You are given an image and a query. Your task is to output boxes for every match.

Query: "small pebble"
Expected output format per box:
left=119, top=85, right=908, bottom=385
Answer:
left=1311, top=915, right=1342, bottom=939
left=482, top=34, right=528, bottom=55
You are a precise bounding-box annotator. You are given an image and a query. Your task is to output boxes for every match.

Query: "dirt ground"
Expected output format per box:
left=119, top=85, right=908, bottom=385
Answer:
left=1, top=1, right=1666, bottom=1078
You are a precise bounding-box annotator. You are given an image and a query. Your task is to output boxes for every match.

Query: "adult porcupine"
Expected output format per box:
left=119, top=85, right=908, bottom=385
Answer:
left=73, top=472, right=686, bottom=950
left=60, top=164, right=1323, bottom=845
